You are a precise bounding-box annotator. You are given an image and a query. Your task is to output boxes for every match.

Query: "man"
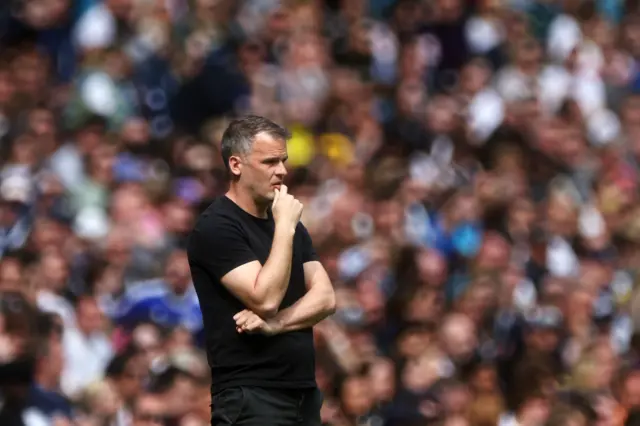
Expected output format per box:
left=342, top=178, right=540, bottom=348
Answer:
left=187, top=115, right=336, bottom=425
left=112, top=248, right=204, bottom=344
left=61, top=296, right=113, bottom=398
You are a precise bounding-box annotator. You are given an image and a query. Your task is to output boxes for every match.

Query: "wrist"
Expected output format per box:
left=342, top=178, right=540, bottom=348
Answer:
left=274, top=222, right=296, bottom=238
left=267, top=316, right=285, bottom=335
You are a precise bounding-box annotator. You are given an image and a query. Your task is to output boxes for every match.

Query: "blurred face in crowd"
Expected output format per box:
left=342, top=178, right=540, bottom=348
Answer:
left=620, top=370, right=640, bottom=409
left=456, top=281, right=495, bottom=324
left=448, top=192, right=480, bottom=225
left=622, top=17, right=640, bottom=58
left=340, top=375, right=373, bottom=418
left=30, top=217, right=66, bottom=251
left=40, top=250, right=69, bottom=293
left=88, top=143, right=117, bottom=183
left=546, top=192, right=578, bottom=237
left=459, top=60, right=491, bottom=96
left=475, top=234, right=510, bottom=272
left=593, top=393, right=618, bottom=426
left=469, top=364, right=500, bottom=395
left=10, top=51, right=48, bottom=97
left=406, top=286, right=444, bottom=323
left=592, top=343, right=618, bottom=388
left=439, top=314, right=477, bottom=362
left=105, top=227, right=133, bottom=266
left=131, top=324, right=162, bottom=366
left=397, top=326, right=433, bottom=359
left=401, top=349, right=447, bottom=392
left=514, top=38, right=542, bottom=71
left=369, top=358, right=396, bottom=403
left=526, top=324, right=561, bottom=354
left=355, top=273, right=385, bottom=324
left=75, top=121, right=106, bottom=154
left=115, top=354, right=146, bottom=403
left=10, top=134, right=38, bottom=166
left=35, top=317, right=64, bottom=390
left=133, top=394, right=164, bottom=426
left=331, top=192, right=368, bottom=244
left=111, top=184, right=149, bottom=225
left=77, top=298, right=104, bottom=336
left=165, top=250, right=191, bottom=294
left=416, top=249, right=448, bottom=287
left=229, top=132, right=288, bottom=205
left=90, top=381, right=123, bottom=419
left=508, top=198, right=536, bottom=239
left=426, top=95, right=459, bottom=134
left=165, top=327, right=194, bottom=352
left=0, top=257, right=22, bottom=291
left=164, top=374, right=199, bottom=418
left=440, top=382, right=471, bottom=416
left=28, top=107, right=56, bottom=148
left=163, top=198, right=194, bottom=236
left=373, top=199, right=404, bottom=238
left=0, top=69, right=15, bottom=108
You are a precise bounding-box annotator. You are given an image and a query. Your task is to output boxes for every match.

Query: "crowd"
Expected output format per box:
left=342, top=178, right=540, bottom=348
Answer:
left=4, top=0, right=640, bottom=425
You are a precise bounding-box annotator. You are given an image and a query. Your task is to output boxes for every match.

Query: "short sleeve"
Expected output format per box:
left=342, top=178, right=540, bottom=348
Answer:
left=188, top=218, right=258, bottom=280
left=298, top=223, right=319, bottom=264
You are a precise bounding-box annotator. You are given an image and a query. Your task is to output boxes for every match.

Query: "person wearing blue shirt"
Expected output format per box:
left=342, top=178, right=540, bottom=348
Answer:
left=113, top=249, right=204, bottom=345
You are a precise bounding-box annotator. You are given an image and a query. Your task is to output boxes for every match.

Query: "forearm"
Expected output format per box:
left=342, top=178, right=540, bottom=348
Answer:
left=271, top=283, right=336, bottom=333
left=252, top=225, right=295, bottom=316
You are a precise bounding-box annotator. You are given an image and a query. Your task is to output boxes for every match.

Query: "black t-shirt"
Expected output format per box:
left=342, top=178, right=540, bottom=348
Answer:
left=187, top=196, right=318, bottom=393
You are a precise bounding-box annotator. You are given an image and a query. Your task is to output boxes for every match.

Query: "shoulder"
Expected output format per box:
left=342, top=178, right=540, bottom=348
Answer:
left=191, top=198, right=243, bottom=235
left=295, top=221, right=311, bottom=235
left=29, top=386, right=73, bottom=417
left=188, top=199, right=248, bottom=249
left=295, top=222, right=314, bottom=242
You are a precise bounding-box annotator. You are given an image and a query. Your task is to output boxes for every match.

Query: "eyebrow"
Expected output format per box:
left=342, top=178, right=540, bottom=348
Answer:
left=262, top=155, right=288, bottom=163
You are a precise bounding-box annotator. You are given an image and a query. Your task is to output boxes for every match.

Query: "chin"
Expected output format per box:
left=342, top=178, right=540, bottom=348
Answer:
left=260, top=190, right=275, bottom=202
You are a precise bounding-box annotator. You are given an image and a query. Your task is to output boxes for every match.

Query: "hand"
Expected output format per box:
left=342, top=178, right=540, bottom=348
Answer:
left=271, top=185, right=303, bottom=230
left=234, top=310, right=281, bottom=335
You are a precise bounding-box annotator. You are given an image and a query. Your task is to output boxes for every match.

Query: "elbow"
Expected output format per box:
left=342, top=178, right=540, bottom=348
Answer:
left=254, top=302, right=279, bottom=319
left=324, top=291, right=337, bottom=316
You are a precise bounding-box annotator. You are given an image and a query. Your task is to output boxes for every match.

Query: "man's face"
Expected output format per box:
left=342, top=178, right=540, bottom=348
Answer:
left=165, top=250, right=191, bottom=293
left=231, top=132, right=288, bottom=204
left=77, top=299, right=104, bottom=335
left=133, top=395, right=164, bottom=426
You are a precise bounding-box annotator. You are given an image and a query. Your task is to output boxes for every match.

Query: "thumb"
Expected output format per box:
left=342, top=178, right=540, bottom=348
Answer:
left=272, top=188, right=280, bottom=207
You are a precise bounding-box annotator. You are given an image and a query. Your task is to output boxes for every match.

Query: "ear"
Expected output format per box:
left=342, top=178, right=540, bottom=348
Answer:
left=228, top=155, right=243, bottom=178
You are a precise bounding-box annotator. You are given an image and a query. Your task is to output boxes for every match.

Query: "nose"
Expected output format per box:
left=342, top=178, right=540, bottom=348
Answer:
left=275, top=161, right=287, bottom=178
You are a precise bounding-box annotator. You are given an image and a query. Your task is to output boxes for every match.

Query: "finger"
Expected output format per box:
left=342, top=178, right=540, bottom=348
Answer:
left=235, top=316, right=250, bottom=328
left=272, top=189, right=280, bottom=207
left=233, top=311, right=248, bottom=323
left=279, top=184, right=288, bottom=196
left=245, top=318, right=263, bottom=331
left=235, top=311, right=254, bottom=326
left=233, top=310, right=249, bottom=321
left=236, top=326, right=243, bottom=333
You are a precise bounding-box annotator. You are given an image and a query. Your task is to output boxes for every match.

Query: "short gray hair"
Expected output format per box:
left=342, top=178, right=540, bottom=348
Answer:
left=220, top=115, right=290, bottom=171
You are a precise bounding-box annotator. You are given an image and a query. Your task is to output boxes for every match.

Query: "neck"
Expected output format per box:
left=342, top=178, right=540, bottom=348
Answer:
left=226, top=184, right=269, bottom=218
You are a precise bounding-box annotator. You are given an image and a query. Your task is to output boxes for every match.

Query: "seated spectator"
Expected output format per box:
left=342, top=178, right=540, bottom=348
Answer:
left=61, top=296, right=113, bottom=399
left=111, top=249, right=203, bottom=344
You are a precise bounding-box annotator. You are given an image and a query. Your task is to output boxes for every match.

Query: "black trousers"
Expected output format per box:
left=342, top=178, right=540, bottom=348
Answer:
left=211, top=386, right=323, bottom=426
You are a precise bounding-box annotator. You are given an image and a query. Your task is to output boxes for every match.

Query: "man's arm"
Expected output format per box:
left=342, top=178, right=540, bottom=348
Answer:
left=268, top=260, right=336, bottom=333
left=219, top=224, right=295, bottom=319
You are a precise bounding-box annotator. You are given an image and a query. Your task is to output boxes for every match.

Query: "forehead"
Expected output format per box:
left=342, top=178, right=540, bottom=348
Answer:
left=249, top=132, right=287, bottom=157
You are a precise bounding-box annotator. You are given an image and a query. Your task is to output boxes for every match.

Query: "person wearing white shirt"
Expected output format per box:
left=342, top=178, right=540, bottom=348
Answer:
left=61, top=296, right=114, bottom=399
